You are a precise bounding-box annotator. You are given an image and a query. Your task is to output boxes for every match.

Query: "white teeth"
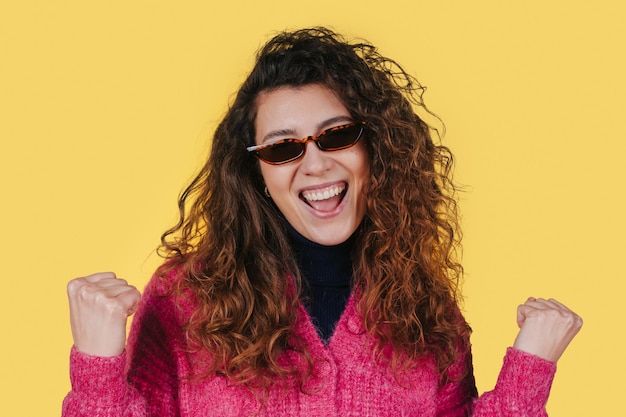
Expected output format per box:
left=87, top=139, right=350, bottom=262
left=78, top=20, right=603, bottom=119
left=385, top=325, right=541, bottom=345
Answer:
left=302, top=185, right=345, bottom=202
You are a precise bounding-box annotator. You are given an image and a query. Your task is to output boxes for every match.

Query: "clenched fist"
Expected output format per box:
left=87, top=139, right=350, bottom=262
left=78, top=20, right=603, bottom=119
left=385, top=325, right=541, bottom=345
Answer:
left=67, top=272, right=141, bottom=357
left=513, top=297, right=583, bottom=362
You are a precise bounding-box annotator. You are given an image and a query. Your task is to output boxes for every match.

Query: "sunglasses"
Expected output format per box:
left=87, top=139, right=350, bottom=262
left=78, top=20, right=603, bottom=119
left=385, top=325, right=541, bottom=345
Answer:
left=247, top=121, right=366, bottom=165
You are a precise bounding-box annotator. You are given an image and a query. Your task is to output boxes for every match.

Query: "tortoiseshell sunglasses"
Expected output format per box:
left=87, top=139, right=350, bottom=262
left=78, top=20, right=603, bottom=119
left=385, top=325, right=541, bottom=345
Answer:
left=247, top=121, right=366, bottom=165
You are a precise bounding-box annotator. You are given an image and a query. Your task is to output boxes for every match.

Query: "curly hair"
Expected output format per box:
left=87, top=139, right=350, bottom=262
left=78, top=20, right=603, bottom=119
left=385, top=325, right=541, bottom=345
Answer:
left=159, top=27, right=469, bottom=387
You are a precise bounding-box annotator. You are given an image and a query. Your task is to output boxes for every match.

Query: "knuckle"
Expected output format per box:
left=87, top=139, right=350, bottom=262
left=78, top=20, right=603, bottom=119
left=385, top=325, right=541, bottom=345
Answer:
left=558, top=309, right=571, bottom=319
left=76, top=285, right=93, bottom=301
left=554, top=309, right=567, bottom=318
left=539, top=309, right=560, bottom=321
left=77, top=282, right=103, bottom=301
left=66, top=278, right=82, bottom=295
left=92, top=288, right=110, bottom=303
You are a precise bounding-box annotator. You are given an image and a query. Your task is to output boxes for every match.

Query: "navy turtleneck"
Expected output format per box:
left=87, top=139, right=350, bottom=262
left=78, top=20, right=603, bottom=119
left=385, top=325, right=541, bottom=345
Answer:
left=286, top=223, right=355, bottom=343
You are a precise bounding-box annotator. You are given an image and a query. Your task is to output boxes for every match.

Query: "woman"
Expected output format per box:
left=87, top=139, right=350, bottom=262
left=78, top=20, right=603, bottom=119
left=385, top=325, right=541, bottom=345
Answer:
left=63, top=27, right=582, bottom=416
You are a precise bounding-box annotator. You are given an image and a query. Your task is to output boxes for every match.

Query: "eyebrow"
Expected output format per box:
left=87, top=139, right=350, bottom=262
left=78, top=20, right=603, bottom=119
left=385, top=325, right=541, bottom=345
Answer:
left=260, top=115, right=354, bottom=143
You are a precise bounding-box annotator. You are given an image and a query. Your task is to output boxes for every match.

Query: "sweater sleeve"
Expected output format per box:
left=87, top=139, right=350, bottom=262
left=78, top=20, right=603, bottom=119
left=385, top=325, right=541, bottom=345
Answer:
left=62, top=348, right=149, bottom=416
left=62, top=273, right=182, bottom=417
left=436, top=347, right=556, bottom=417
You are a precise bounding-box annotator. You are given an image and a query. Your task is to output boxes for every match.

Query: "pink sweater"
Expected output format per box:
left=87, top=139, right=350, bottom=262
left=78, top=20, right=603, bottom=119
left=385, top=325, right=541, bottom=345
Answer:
left=62, top=270, right=556, bottom=416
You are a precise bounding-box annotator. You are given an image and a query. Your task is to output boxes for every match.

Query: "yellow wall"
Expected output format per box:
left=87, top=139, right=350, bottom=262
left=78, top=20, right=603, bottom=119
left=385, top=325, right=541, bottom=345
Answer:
left=1, top=1, right=623, bottom=415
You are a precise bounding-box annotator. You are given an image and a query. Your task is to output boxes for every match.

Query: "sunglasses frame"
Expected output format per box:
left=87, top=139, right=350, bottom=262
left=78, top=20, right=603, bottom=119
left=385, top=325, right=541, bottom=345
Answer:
left=247, top=121, right=367, bottom=165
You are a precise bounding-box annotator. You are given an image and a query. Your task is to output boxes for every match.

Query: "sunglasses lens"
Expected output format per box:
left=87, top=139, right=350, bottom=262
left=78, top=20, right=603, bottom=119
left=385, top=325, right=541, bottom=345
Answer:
left=255, top=141, right=303, bottom=164
left=318, top=125, right=363, bottom=150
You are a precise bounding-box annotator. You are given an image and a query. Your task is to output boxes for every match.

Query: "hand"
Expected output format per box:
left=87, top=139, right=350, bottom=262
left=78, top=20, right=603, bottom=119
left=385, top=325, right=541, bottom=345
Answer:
left=67, top=272, right=141, bottom=357
left=513, top=297, right=582, bottom=362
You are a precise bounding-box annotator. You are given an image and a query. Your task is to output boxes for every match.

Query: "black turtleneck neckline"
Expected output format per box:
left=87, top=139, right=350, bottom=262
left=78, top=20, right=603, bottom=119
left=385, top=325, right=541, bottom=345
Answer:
left=286, top=223, right=355, bottom=343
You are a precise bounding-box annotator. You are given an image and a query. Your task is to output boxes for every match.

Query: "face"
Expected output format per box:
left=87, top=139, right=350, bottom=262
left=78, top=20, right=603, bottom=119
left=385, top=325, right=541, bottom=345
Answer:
left=254, top=84, right=370, bottom=246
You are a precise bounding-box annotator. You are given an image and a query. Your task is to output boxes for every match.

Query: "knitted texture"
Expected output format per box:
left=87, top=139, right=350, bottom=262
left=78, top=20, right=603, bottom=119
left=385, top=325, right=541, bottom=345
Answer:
left=63, top=269, right=556, bottom=417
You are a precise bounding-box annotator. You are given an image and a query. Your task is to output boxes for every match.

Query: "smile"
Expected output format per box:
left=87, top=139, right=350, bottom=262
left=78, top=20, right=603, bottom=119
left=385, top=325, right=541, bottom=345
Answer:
left=299, top=183, right=347, bottom=213
left=301, top=183, right=345, bottom=202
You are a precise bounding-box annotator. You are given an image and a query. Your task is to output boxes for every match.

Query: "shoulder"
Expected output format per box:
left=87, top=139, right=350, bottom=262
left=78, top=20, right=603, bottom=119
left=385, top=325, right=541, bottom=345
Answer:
left=146, top=258, right=187, bottom=294
left=135, top=259, right=199, bottom=327
left=126, top=261, right=196, bottom=353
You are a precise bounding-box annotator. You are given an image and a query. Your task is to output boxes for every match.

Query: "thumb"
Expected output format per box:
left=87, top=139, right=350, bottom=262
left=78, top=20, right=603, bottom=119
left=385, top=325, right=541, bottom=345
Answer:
left=517, top=297, right=537, bottom=328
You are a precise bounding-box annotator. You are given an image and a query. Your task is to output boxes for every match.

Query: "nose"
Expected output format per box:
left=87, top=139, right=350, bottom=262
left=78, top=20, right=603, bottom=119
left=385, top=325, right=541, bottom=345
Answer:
left=299, top=141, right=333, bottom=175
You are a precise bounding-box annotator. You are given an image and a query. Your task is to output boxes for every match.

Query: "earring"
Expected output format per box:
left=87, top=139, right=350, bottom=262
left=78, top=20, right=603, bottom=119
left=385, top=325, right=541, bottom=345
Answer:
left=264, top=186, right=270, bottom=198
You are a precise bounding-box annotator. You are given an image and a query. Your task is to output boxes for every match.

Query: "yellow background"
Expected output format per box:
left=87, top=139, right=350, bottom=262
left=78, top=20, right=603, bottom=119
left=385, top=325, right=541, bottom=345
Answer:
left=1, top=1, right=624, bottom=415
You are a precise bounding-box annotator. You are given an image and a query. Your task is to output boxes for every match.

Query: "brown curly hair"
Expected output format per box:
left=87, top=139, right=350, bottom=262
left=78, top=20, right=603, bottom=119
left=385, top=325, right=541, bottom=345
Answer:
left=159, top=27, right=470, bottom=387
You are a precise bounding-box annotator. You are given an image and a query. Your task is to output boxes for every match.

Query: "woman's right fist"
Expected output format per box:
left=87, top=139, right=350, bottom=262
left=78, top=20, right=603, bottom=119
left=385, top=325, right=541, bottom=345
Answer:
left=67, top=272, right=141, bottom=357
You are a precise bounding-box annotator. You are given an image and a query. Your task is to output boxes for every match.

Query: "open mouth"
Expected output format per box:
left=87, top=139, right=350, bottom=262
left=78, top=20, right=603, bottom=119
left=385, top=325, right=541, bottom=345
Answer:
left=299, top=183, right=347, bottom=213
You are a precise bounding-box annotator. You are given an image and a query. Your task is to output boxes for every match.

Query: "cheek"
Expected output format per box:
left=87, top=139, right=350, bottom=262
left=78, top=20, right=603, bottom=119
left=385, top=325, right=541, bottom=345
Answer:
left=354, top=146, right=371, bottom=183
left=260, top=165, right=289, bottom=192
left=259, top=164, right=274, bottom=186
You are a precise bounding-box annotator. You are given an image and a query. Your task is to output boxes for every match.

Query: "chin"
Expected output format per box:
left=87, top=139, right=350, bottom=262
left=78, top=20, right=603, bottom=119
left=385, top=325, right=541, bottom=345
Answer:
left=306, top=223, right=359, bottom=246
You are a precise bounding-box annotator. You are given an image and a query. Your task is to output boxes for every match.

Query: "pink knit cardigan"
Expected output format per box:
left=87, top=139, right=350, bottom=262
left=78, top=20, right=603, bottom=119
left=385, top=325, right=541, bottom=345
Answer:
left=62, top=269, right=556, bottom=416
